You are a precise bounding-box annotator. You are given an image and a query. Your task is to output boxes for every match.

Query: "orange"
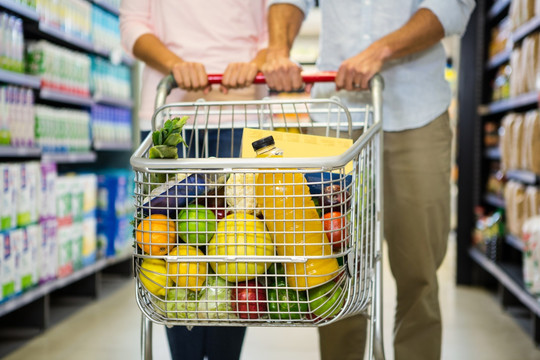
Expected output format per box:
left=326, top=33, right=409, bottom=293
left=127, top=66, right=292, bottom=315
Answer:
left=136, top=214, right=177, bottom=255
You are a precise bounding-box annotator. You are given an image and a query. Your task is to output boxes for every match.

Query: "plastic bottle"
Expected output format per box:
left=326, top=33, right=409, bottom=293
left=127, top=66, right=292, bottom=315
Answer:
left=253, top=136, right=340, bottom=289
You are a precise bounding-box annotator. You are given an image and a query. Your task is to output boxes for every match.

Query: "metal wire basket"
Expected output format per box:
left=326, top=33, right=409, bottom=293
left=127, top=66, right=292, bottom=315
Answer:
left=131, top=74, right=385, bottom=359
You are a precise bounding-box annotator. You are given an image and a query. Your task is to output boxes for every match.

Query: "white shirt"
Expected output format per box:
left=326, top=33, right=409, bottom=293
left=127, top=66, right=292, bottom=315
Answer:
left=270, top=0, right=475, bottom=131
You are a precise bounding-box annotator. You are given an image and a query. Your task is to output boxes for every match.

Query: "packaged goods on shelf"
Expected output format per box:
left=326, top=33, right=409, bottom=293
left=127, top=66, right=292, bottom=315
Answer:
left=91, top=5, right=121, bottom=52
left=26, top=41, right=91, bottom=97
left=12, top=162, right=40, bottom=227
left=39, top=218, right=57, bottom=284
left=523, top=216, right=540, bottom=297
left=504, top=180, right=527, bottom=236
left=484, top=121, right=500, bottom=147
left=508, top=33, right=539, bottom=98
left=492, top=65, right=511, bottom=101
left=1, top=231, right=15, bottom=301
left=499, top=110, right=540, bottom=173
left=0, top=86, right=36, bottom=147
left=36, top=0, right=92, bottom=43
left=35, top=105, right=91, bottom=154
left=0, top=13, right=25, bottom=73
left=473, top=207, right=504, bottom=261
left=91, top=104, right=132, bottom=147
left=96, top=170, right=134, bottom=258
left=55, top=174, right=98, bottom=277
left=489, top=16, right=511, bottom=59
left=0, top=164, right=16, bottom=231
left=91, top=56, right=131, bottom=100
left=509, top=0, right=536, bottom=30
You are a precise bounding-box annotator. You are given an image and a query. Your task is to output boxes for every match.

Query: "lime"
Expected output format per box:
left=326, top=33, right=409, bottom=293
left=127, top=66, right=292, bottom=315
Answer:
left=177, top=204, right=217, bottom=245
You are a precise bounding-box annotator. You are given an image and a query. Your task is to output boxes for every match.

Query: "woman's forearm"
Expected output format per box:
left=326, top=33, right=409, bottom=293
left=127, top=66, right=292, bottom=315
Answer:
left=132, top=33, right=184, bottom=74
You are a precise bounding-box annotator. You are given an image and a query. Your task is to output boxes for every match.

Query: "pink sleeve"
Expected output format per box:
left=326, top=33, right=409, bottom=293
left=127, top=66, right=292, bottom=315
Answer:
left=119, top=0, right=154, bottom=56
left=258, top=0, right=269, bottom=51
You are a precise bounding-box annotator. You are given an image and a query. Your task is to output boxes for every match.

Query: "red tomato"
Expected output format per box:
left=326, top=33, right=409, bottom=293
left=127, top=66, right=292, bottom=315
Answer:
left=323, top=212, right=348, bottom=250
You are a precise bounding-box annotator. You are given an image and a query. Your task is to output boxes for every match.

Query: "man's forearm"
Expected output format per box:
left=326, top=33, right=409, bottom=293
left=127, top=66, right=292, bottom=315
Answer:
left=267, top=4, right=305, bottom=57
left=132, top=33, right=183, bottom=74
left=375, top=8, right=445, bottom=63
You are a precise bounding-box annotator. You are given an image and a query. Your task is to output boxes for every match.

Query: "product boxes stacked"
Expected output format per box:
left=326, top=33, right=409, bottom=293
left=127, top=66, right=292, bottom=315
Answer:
left=56, top=174, right=98, bottom=278
left=1, top=162, right=42, bottom=302
left=97, top=170, right=134, bottom=258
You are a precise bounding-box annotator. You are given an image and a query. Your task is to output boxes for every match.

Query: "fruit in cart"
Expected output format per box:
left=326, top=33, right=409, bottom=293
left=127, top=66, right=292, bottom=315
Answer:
left=322, top=185, right=351, bottom=214
left=208, top=212, right=275, bottom=282
left=308, top=281, right=344, bottom=318
left=177, top=204, right=217, bottom=245
left=197, top=275, right=236, bottom=319
left=198, top=191, right=228, bottom=220
left=136, top=214, right=177, bottom=255
left=167, top=245, right=207, bottom=291
left=267, top=277, right=308, bottom=320
left=323, top=211, right=349, bottom=251
left=139, top=258, right=173, bottom=298
left=232, top=280, right=267, bottom=319
left=164, top=288, right=198, bottom=319
left=225, top=172, right=258, bottom=214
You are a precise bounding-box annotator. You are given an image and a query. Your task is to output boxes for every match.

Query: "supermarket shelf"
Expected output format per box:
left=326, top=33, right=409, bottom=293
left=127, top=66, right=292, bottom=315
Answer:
left=42, top=151, right=97, bottom=164
left=93, top=141, right=132, bottom=151
left=0, top=0, right=38, bottom=20
left=92, top=0, right=119, bottom=16
left=488, top=0, right=511, bottom=20
left=512, top=16, right=540, bottom=44
left=506, top=233, right=525, bottom=252
left=484, top=193, right=505, bottom=208
left=469, top=246, right=540, bottom=317
left=0, top=68, right=40, bottom=88
left=93, top=93, right=134, bottom=108
left=484, top=146, right=501, bottom=160
left=38, top=22, right=95, bottom=53
left=39, top=88, right=94, bottom=107
left=0, top=253, right=132, bottom=318
left=505, top=170, right=540, bottom=185
left=478, top=91, right=539, bottom=116
left=0, top=145, right=40, bottom=157
left=486, top=49, right=511, bottom=70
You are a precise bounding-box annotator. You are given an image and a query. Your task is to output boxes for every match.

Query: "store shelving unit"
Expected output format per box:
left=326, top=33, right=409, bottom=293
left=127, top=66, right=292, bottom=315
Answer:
left=0, top=1, right=135, bottom=356
left=457, top=0, right=540, bottom=346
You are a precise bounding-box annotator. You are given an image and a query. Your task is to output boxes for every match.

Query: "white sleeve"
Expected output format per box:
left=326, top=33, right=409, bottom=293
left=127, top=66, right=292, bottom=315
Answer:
left=268, top=0, right=315, bottom=16
left=420, top=0, right=476, bottom=36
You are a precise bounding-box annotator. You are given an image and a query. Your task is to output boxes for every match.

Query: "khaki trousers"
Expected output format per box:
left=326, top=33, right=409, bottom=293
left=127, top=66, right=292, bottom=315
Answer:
left=316, top=112, right=452, bottom=360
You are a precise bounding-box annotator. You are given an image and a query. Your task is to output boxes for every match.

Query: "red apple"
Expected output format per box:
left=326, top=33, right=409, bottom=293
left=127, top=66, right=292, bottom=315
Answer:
left=198, top=194, right=227, bottom=220
left=232, top=280, right=267, bottom=319
left=323, top=211, right=349, bottom=251
left=322, top=185, right=350, bottom=214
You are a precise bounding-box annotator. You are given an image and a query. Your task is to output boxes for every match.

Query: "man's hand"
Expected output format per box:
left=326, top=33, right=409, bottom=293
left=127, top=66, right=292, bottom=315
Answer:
left=170, top=61, right=211, bottom=93
left=261, top=51, right=303, bottom=92
left=336, top=41, right=390, bottom=91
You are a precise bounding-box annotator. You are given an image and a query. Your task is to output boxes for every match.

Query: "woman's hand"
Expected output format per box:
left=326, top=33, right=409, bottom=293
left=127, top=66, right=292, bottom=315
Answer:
left=170, top=61, right=211, bottom=93
left=220, top=62, right=259, bottom=94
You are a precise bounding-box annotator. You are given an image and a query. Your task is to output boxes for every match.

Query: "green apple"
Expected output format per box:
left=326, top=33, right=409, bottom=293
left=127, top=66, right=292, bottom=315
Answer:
left=308, top=281, right=344, bottom=318
left=177, top=204, right=217, bottom=245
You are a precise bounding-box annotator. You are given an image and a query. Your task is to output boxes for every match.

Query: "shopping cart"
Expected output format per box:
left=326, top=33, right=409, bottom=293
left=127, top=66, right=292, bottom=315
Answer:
left=130, top=73, right=385, bottom=360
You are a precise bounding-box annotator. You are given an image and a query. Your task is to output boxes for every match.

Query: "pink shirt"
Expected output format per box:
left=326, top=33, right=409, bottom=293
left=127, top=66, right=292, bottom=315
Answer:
left=120, top=0, right=268, bottom=130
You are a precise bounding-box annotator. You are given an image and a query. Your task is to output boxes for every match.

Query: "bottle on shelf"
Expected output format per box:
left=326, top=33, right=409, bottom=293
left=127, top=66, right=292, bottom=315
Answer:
left=253, top=135, right=340, bottom=289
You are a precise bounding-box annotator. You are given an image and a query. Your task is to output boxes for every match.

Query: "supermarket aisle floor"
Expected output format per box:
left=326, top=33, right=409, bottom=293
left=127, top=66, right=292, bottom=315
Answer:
left=4, top=237, right=540, bottom=360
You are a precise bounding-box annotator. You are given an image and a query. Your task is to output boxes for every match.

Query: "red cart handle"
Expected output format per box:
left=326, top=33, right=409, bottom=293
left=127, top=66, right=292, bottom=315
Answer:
left=207, top=71, right=337, bottom=84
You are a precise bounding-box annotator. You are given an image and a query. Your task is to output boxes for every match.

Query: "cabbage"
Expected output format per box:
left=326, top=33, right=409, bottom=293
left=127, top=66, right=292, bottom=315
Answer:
left=197, top=276, right=236, bottom=319
left=165, top=288, right=198, bottom=319
left=225, top=172, right=257, bottom=214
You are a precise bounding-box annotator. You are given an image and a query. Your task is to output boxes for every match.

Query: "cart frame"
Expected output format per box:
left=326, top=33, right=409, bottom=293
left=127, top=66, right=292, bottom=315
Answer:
left=131, top=73, right=385, bottom=360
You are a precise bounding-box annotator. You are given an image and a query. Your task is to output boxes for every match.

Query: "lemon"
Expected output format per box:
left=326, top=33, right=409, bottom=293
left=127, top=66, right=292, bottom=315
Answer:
left=139, top=258, right=172, bottom=298
left=167, top=245, right=207, bottom=291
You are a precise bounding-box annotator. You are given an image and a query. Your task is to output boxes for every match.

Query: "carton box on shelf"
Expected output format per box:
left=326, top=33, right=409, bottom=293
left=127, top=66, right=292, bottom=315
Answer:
left=1, top=232, right=14, bottom=301
left=0, top=164, right=15, bottom=231
left=10, top=228, right=23, bottom=295
left=39, top=218, right=57, bottom=284
left=26, top=223, right=41, bottom=287
left=57, top=225, right=73, bottom=278
left=39, top=162, right=57, bottom=221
